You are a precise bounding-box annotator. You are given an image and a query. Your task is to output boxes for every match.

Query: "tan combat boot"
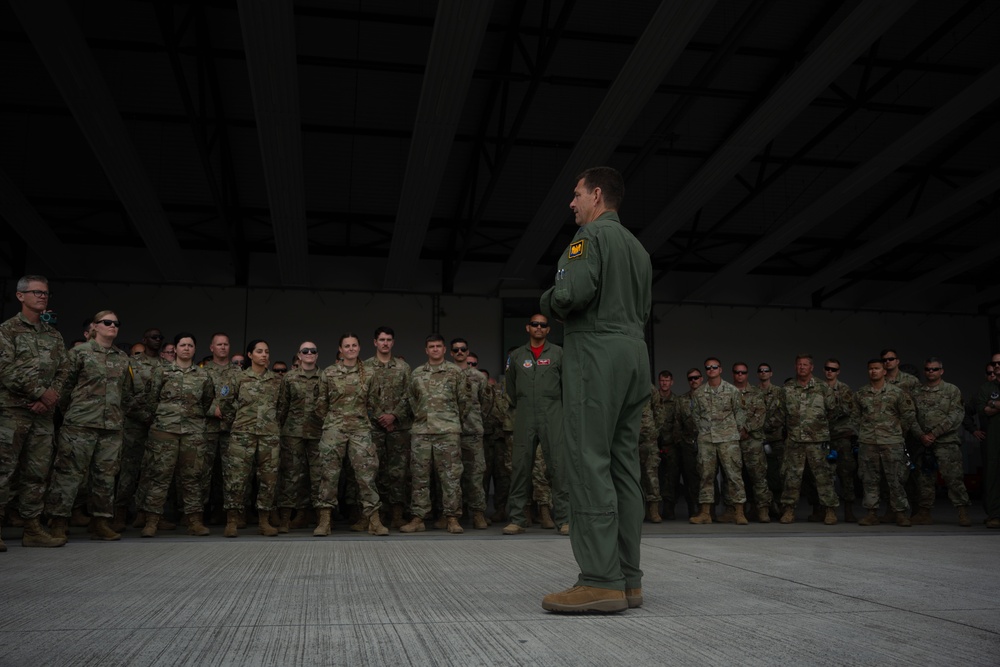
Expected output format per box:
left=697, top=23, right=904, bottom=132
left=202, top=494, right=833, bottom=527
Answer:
left=133, top=511, right=146, bottom=529
left=111, top=506, right=128, bottom=533
left=757, top=505, right=771, bottom=523
left=823, top=507, right=838, bottom=525
left=446, top=516, right=464, bottom=534
left=716, top=506, right=736, bottom=523
left=647, top=502, right=662, bottom=524
left=350, top=515, right=370, bottom=532
left=895, top=511, right=912, bottom=527
left=433, top=516, right=449, bottom=530
left=21, top=517, right=66, bottom=548
left=313, top=508, right=332, bottom=536
left=472, top=511, right=488, bottom=529
left=911, top=507, right=933, bottom=525
left=858, top=508, right=880, bottom=526
left=538, top=505, right=555, bottom=529
left=502, top=523, right=526, bottom=535
left=224, top=509, right=240, bottom=538
left=49, top=517, right=69, bottom=540
left=399, top=517, right=425, bottom=533
left=733, top=504, right=749, bottom=525
left=186, top=512, right=210, bottom=536
left=90, top=517, right=121, bottom=541
left=258, top=512, right=279, bottom=537
left=778, top=506, right=795, bottom=524
left=368, top=514, right=389, bottom=536
left=389, top=503, right=406, bottom=529
left=558, top=523, right=570, bottom=536
left=140, top=513, right=160, bottom=538
left=70, top=506, right=90, bottom=527
left=277, top=508, right=293, bottom=534
left=689, top=504, right=712, bottom=525
left=958, top=506, right=972, bottom=527
left=289, top=508, right=312, bottom=529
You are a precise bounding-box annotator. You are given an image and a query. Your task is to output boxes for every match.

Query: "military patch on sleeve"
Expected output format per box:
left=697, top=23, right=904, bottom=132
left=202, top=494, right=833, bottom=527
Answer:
left=568, top=239, right=586, bottom=259
left=220, top=385, right=230, bottom=397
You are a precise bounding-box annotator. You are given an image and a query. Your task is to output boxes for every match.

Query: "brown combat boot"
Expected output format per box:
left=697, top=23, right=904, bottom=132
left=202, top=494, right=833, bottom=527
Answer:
left=542, top=586, right=627, bottom=613
left=502, top=523, right=526, bottom=535
left=258, top=512, right=279, bottom=536
left=186, top=512, right=210, bottom=536
left=757, top=505, right=771, bottom=523
left=236, top=511, right=247, bottom=529
left=689, top=504, right=712, bottom=525
left=111, top=506, right=127, bottom=533
left=625, top=588, right=643, bottom=609
left=399, top=517, right=425, bottom=533
left=433, top=515, right=449, bottom=530
left=158, top=516, right=177, bottom=531
left=49, top=517, right=69, bottom=540
left=140, top=513, right=160, bottom=538
left=823, top=507, right=838, bottom=525
left=734, top=504, right=749, bottom=525
left=446, top=516, right=464, bottom=534
left=472, top=511, right=488, bottom=530
left=277, top=508, right=293, bottom=534
left=70, top=506, right=90, bottom=527
left=911, top=507, right=933, bottom=525
left=779, top=506, right=795, bottom=524
left=224, top=510, right=240, bottom=538
left=539, top=505, right=555, bottom=529
left=858, top=508, right=880, bottom=526
left=6, top=507, right=25, bottom=527
left=313, top=508, right=332, bottom=536
left=288, top=508, right=312, bottom=529
left=389, top=504, right=406, bottom=529
left=843, top=502, right=856, bottom=523
left=958, top=506, right=972, bottom=527
left=716, top=506, right=736, bottom=523
left=368, top=514, right=389, bottom=536
left=90, top=517, right=121, bottom=541
left=647, top=502, right=662, bottom=524
left=22, top=517, right=66, bottom=548
left=895, top=511, right=912, bottom=527
left=132, top=511, right=146, bottom=529
left=350, top=515, right=369, bottom=532
left=558, top=523, right=569, bottom=535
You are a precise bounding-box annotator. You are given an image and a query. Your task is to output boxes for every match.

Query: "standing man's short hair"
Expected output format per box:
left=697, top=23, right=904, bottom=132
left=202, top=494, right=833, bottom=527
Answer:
left=577, top=167, right=624, bottom=210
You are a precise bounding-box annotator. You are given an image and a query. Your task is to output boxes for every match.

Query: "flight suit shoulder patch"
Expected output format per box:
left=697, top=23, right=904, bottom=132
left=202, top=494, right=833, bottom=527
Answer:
left=568, top=239, right=586, bottom=259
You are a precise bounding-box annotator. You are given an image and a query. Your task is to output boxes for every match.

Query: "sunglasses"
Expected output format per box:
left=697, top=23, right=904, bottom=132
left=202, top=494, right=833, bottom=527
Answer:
left=273, top=368, right=288, bottom=374
left=757, top=368, right=771, bottom=373
left=824, top=366, right=840, bottom=372
left=705, top=364, right=720, bottom=370
left=924, top=367, right=942, bottom=372
left=687, top=375, right=702, bottom=382
left=528, top=321, right=549, bottom=328
left=882, top=356, right=897, bottom=362
left=147, top=334, right=164, bottom=341
left=733, top=370, right=748, bottom=375
left=452, top=346, right=468, bottom=353
left=468, top=361, right=478, bottom=367
left=299, top=348, right=318, bottom=354
left=97, top=319, right=121, bottom=328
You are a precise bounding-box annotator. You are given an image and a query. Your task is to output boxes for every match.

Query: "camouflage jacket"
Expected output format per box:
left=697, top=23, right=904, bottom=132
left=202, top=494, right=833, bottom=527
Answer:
left=852, top=382, right=920, bottom=445
left=364, top=355, right=413, bottom=431
left=145, top=363, right=215, bottom=435
left=220, top=367, right=286, bottom=436
left=887, top=371, right=920, bottom=397
left=826, top=379, right=856, bottom=439
left=638, top=385, right=659, bottom=444
left=481, top=382, right=506, bottom=436
left=60, top=339, right=137, bottom=430
left=654, top=391, right=680, bottom=445
left=204, top=361, right=240, bottom=434
left=760, top=383, right=785, bottom=442
left=911, top=381, right=964, bottom=445
left=279, top=367, right=323, bottom=438
left=316, top=361, right=373, bottom=434
left=691, top=380, right=745, bottom=444
left=0, top=312, right=69, bottom=408
left=736, top=384, right=766, bottom=440
left=677, top=390, right=698, bottom=444
left=398, top=360, right=468, bottom=436
left=460, top=366, right=486, bottom=437
left=126, top=355, right=159, bottom=426
left=780, top=377, right=837, bottom=443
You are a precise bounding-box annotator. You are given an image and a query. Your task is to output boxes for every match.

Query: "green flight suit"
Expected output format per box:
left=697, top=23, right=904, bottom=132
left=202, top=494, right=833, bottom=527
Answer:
left=540, top=210, right=652, bottom=592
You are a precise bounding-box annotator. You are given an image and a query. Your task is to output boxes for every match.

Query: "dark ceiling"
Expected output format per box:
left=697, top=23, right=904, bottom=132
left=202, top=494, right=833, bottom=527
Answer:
left=1, top=0, right=999, bottom=314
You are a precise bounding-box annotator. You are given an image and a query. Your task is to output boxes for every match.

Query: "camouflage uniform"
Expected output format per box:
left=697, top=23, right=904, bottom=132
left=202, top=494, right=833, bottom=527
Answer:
left=365, top=355, right=412, bottom=509
left=911, top=381, right=970, bottom=509
left=852, top=383, right=920, bottom=513
left=314, top=362, right=381, bottom=516
left=654, top=390, right=689, bottom=516
left=396, top=360, right=468, bottom=519
left=219, top=368, right=286, bottom=512
left=116, top=356, right=157, bottom=517
left=138, top=363, right=214, bottom=515
left=201, top=361, right=238, bottom=512
left=531, top=446, right=552, bottom=506
left=778, top=377, right=838, bottom=509
left=45, top=340, right=136, bottom=518
left=760, top=383, right=786, bottom=505
left=690, top=381, right=746, bottom=505
left=277, top=367, right=322, bottom=511
left=481, top=381, right=509, bottom=515
left=637, top=386, right=661, bottom=506
left=0, top=312, right=68, bottom=520
left=737, top=385, right=772, bottom=508
left=827, top=379, right=858, bottom=503
left=459, top=367, right=488, bottom=514
left=672, top=391, right=701, bottom=516
left=888, top=370, right=922, bottom=503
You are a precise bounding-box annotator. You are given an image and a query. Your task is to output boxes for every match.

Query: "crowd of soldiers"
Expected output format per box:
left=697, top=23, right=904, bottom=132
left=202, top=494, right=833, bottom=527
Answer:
left=2, top=274, right=999, bottom=552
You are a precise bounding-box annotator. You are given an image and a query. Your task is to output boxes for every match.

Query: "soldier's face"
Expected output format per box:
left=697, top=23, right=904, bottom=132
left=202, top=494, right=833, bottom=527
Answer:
left=868, top=363, right=885, bottom=381
left=881, top=352, right=899, bottom=371
left=248, top=343, right=269, bottom=369
left=231, top=355, right=245, bottom=367
left=732, top=366, right=748, bottom=386
left=16, top=281, right=50, bottom=315
left=175, top=337, right=196, bottom=362
left=450, top=343, right=468, bottom=362
left=687, top=372, right=702, bottom=389
left=160, top=344, right=176, bottom=361
left=93, top=314, right=121, bottom=341
left=796, top=358, right=813, bottom=379
left=570, top=179, right=598, bottom=226
left=210, top=336, right=230, bottom=360
left=923, top=362, right=943, bottom=383
left=658, top=375, right=673, bottom=393
left=298, top=342, right=318, bottom=369
left=130, top=344, right=145, bottom=358
left=426, top=340, right=446, bottom=363
left=339, top=337, right=361, bottom=362
left=704, top=360, right=721, bottom=380
left=375, top=334, right=394, bottom=355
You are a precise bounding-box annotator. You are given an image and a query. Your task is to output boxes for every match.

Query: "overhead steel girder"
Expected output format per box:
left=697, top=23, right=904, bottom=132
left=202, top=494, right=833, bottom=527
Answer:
left=9, top=0, right=189, bottom=282
left=0, top=170, right=79, bottom=276
left=237, top=0, right=308, bottom=287
left=685, top=59, right=1000, bottom=303
left=383, top=0, right=495, bottom=290
left=499, top=0, right=717, bottom=284
left=637, top=0, right=916, bottom=255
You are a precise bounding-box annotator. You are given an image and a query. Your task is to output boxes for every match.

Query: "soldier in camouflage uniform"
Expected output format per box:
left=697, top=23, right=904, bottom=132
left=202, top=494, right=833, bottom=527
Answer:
left=365, top=326, right=412, bottom=528
left=480, top=369, right=510, bottom=525
left=758, top=363, right=785, bottom=515
left=820, top=359, right=858, bottom=522
left=881, top=348, right=922, bottom=512
left=732, top=362, right=772, bottom=523
left=113, top=350, right=158, bottom=531
left=852, top=358, right=921, bottom=527
left=396, top=334, right=469, bottom=535
left=911, top=358, right=971, bottom=526
left=776, top=354, right=840, bottom=525
left=276, top=342, right=323, bottom=532
left=638, top=386, right=662, bottom=522
left=449, top=339, right=489, bottom=529
left=218, top=339, right=286, bottom=537
left=46, top=311, right=137, bottom=541
left=201, top=333, right=238, bottom=524
left=654, top=371, right=687, bottom=520
left=689, top=358, right=748, bottom=525
left=674, top=370, right=705, bottom=519
left=0, top=275, right=68, bottom=550
left=136, top=333, right=215, bottom=537
left=312, top=334, right=388, bottom=537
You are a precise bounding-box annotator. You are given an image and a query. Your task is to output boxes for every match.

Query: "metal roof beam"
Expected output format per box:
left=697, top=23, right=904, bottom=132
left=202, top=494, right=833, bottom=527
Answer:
left=0, top=171, right=80, bottom=276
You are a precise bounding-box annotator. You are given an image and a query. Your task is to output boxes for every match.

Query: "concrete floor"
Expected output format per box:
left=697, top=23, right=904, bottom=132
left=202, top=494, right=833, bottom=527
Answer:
left=2, top=502, right=999, bottom=667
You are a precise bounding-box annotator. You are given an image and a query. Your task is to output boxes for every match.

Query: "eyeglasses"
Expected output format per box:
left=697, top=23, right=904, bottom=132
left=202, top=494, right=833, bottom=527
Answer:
left=20, top=290, right=50, bottom=298
left=733, top=370, right=748, bottom=375
left=924, top=367, right=942, bottom=372
left=147, top=334, right=164, bottom=341
left=299, top=348, right=318, bottom=355
left=687, top=375, right=702, bottom=382
left=824, top=366, right=840, bottom=372
left=468, top=361, right=478, bottom=367
left=96, top=319, right=121, bottom=328
left=231, top=360, right=243, bottom=366
left=882, top=356, right=897, bottom=362
left=273, top=368, right=288, bottom=374
left=705, top=364, right=720, bottom=370
left=528, top=321, right=549, bottom=328
left=757, top=368, right=771, bottom=373
left=452, top=346, right=468, bottom=353
left=161, top=350, right=176, bottom=356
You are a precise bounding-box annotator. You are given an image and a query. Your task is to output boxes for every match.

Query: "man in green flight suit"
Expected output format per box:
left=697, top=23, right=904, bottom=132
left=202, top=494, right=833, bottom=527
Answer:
left=539, top=166, right=652, bottom=614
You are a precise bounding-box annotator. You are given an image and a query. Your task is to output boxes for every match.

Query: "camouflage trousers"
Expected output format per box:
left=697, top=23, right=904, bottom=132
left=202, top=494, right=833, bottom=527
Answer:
left=0, top=407, right=55, bottom=520
left=696, top=439, right=745, bottom=505
left=200, top=430, right=228, bottom=509
left=532, top=447, right=551, bottom=505
left=460, top=434, right=487, bottom=513
left=139, top=429, right=205, bottom=515
left=830, top=435, right=858, bottom=502
left=277, top=436, right=314, bottom=509
left=482, top=430, right=509, bottom=514
left=781, top=440, right=838, bottom=508
left=115, top=418, right=149, bottom=511
left=410, top=433, right=463, bottom=519
left=372, top=428, right=411, bottom=508
left=739, top=437, right=772, bottom=507
left=316, top=428, right=381, bottom=516
left=858, top=442, right=909, bottom=512
left=660, top=439, right=698, bottom=515
left=223, top=432, right=279, bottom=511
left=914, top=442, right=970, bottom=509
left=638, top=435, right=661, bottom=503
left=46, top=424, right=122, bottom=518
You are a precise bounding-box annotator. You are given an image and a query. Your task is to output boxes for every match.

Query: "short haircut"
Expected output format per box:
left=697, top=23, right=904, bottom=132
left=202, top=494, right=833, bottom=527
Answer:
left=425, top=333, right=445, bottom=345
left=658, top=370, right=673, bottom=379
left=374, top=326, right=395, bottom=339
left=704, top=356, right=721, bottom=366
left=16, top=275, right=47, bottom=292
left=925, top=356, right=943, bottom=366
left=450, top=337, right=468, bottom=347
left=825, top=358, right=840, bottom=366
left=795, top=353, right=813, bottom=362
left=879, top=348, right=897, bottom=358
left=174, top=332, right=197, bottom=346
left=867, top=358, right=884, bottom=367
left=210, top=332, right=229, bottom=344
left=757, top=362, right=772, bottom=371
left=732, top=361, right=749, bottom=370
left=577, top=166, right=624, bottom=210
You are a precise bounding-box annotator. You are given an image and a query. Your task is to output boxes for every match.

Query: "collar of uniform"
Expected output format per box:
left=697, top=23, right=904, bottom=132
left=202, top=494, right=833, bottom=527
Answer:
left=15, top=311, right=42, bottom=331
